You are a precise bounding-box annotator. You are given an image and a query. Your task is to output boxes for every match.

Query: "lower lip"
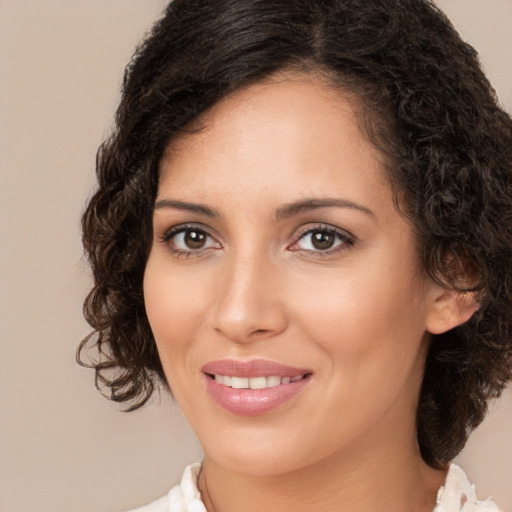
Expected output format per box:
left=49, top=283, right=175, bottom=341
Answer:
left=204, top=374, right=311, bottom=416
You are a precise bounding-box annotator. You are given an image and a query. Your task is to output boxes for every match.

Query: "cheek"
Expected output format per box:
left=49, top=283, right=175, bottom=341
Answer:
left=143, top=262, right=211, bottom=405
left=143, top=255, right=207, bottom=361
left=293, top=267, right=428, bottom=432
left=290, top=253, right=427, bottom=372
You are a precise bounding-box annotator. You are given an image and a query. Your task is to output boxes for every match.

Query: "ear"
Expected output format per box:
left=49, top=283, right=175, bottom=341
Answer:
left=426, top=287, right=479, bottom=335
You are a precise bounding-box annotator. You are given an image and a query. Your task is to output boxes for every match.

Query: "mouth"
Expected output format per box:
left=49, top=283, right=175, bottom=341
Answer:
left=201, top=359, right=312, bottom=416
left=206, top=373, right=307, bottom=389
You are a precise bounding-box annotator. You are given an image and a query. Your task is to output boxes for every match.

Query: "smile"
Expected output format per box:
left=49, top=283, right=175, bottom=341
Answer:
left=211, top=374, right=305, bottom=389
left=202, top=359, right=312, bottom=415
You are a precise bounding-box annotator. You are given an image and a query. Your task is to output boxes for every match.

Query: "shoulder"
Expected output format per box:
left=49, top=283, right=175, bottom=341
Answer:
left=434, top=464, right=502, bottom=512
left=123, top=462, right=206, bottom=512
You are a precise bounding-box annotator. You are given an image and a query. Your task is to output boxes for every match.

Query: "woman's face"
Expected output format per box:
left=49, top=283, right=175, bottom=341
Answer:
left=144, top=74, right=441, bottom=476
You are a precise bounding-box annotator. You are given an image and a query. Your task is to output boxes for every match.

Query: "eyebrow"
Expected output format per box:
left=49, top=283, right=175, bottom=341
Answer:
left=275, top=197, right=376, bottom=220
left=153, top=197, right=375, bottom=220
left=154, top=199, right=220, bottom=217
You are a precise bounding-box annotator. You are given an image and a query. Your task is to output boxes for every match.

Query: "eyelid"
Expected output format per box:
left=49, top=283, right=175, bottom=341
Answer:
left=288, top=223, right=355, bottom=253
left=159, top=223, right=222, bottom=255
left=158, top=222, right=354, bottom=256
left=160, top=222, right=215, bottom=240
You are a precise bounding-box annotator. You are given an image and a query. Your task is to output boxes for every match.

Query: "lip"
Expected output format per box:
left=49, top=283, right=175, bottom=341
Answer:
left=202, top=359, right=312, bottom=416
left=202, top=359, right=310, bottom=378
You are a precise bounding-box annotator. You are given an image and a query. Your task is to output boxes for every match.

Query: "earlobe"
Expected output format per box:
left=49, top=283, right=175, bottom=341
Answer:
left=426, top=288, right=480, bottom=335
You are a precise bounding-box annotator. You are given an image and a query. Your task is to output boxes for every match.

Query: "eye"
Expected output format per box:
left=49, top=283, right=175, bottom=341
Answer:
left=162, top=225, right=221, bottom=255
left=289, top=225, right=354, bottom=254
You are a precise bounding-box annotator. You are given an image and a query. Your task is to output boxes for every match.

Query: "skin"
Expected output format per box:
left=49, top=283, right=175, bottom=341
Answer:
left=143, top=73, right=476, bottom=512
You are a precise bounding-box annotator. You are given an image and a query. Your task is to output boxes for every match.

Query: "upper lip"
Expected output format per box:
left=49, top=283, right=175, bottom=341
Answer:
left=201, top=359, right=311, bottom=378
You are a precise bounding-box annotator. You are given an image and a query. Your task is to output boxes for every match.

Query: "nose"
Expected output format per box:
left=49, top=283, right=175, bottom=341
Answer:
left=211, top=252, right=288, bottom=344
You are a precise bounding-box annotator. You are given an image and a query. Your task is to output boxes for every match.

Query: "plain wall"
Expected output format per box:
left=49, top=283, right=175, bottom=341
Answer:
left=0, top=1, right=510, bottom=511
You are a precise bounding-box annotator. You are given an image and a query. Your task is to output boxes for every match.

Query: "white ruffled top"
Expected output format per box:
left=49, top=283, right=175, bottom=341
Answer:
left=126, top=462, right=501, bottom=512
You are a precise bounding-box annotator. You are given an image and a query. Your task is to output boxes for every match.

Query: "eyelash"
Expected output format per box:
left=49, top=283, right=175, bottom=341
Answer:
left=160, top=224, right=220, bottom=258
left=289, top=224, right=355, bottom=256
left=159, top=223, right=355, bottom=258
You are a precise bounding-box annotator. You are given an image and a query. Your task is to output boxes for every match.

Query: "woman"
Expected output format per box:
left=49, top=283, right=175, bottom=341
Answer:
left=79, top=0, right=512, bottom=510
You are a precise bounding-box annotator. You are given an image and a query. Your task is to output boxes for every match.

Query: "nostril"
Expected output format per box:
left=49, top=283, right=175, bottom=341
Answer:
left=251, top=328, right=270, bottom=336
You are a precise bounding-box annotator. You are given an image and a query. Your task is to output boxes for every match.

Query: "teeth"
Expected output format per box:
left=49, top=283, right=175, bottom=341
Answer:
left=231, top=377, right=249, bottom=389
left=213, top=374, right=304, bottom=389
left=266, top=376, right=281, bottom=387
left=249, top=376, right=267, bottom=389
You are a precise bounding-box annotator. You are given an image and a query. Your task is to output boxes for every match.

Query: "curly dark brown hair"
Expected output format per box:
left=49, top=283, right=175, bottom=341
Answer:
left=78, top=0, right=512, bottom=468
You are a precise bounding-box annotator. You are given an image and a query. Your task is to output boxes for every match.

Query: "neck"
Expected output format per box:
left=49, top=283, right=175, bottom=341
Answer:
left=199, top=422, right=447, bottom=512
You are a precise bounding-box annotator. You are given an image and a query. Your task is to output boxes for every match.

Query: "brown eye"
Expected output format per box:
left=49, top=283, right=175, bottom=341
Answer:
left=163, top=226, right=221, bottom=253
left=184, top=230, right=207, bottom=249
left=311, top=231, right=335, bottom=250
left=291, top=225, right=353, bottom=254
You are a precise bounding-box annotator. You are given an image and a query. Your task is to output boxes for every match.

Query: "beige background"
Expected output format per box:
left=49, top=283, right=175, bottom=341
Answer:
left=0, top=1, right=511, bottom=511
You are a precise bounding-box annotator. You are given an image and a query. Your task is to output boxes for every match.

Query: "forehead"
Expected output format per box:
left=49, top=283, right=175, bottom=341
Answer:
left=157, top=74, right=393, bottom=219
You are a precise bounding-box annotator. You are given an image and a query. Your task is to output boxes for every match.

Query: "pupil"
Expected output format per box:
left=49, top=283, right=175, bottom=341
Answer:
left=312, top=231, right=334, bottom=250
left=185, top=230, right=206, bottom=249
